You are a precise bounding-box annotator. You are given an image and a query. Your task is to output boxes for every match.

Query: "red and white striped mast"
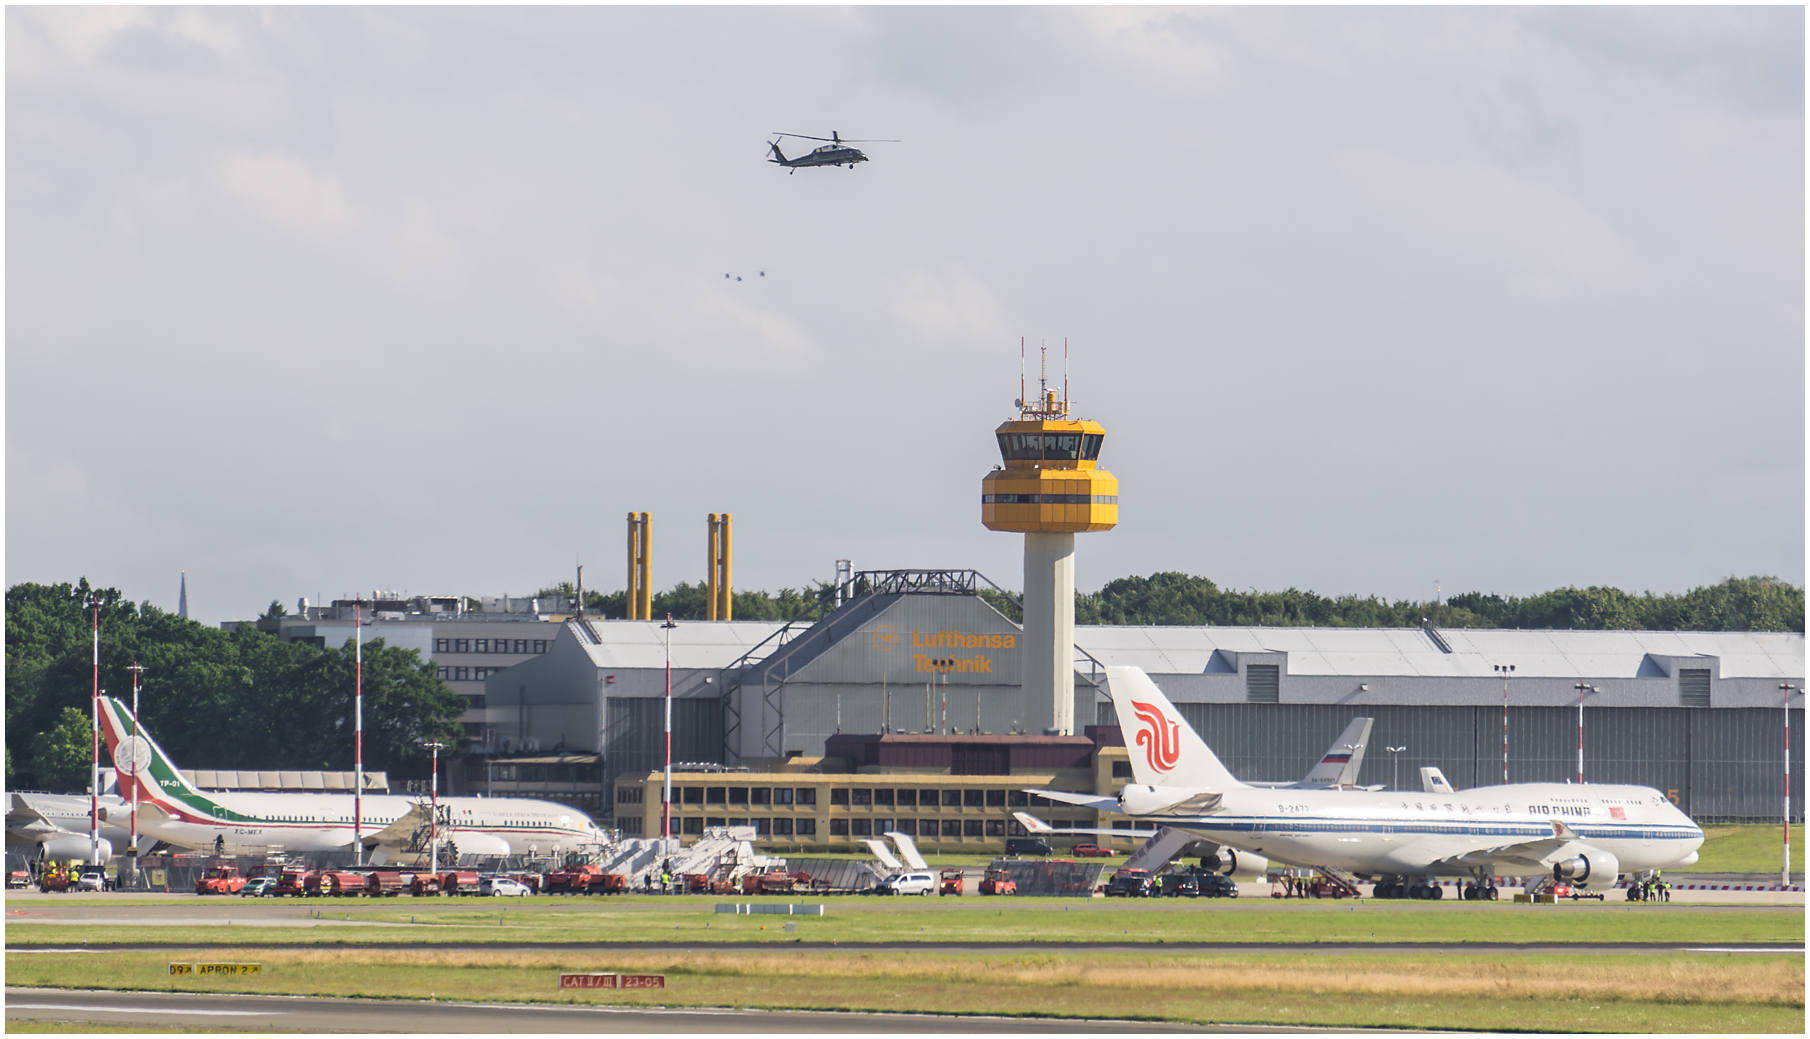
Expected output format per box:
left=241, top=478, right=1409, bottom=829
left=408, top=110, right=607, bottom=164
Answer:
left=1494, top=663, right=1513, bottom=784
left=90, top=599, right=100, bottom=865
left=661, top=613, right=677, bottom=840
left=1783, top=682, right=1796, bottom=892
left=354, top=596, right=365, bottom=865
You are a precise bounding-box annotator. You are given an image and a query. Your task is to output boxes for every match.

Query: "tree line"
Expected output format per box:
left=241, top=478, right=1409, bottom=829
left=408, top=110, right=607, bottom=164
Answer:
left=551, top=573, right=1803, bottom=633
left=7, top=580, right=464, bottom=794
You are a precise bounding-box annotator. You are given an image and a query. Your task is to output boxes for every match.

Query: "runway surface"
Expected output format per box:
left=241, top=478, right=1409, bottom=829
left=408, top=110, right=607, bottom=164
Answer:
left=4, top=987, right=1308, bottom=1033
left=9, top=939, right=1802, bottom=955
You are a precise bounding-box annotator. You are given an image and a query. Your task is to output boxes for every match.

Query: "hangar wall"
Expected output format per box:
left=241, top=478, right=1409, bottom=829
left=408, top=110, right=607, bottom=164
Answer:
left=1129, top=702, right=1805, bottom=822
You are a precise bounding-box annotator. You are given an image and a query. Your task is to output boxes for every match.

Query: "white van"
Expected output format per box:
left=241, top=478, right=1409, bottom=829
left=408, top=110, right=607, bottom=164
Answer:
left=875, top=871, right=937, bottom=896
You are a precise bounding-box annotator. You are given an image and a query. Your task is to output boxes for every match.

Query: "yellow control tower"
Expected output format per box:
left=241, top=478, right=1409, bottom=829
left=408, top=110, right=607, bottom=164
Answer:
left=982, top=347, right=1117, bottom=735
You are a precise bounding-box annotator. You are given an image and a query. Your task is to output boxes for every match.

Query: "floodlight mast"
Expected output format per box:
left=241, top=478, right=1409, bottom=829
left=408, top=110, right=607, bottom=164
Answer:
left=1784, top=682, right=1797, bottom=892
left=355, top=597, right=365, bottom=866
left=662, top=614, right=677, bottom=840
left=128, top=661, right=146, bottom=876
left=90, top=601, right=100, bottom=866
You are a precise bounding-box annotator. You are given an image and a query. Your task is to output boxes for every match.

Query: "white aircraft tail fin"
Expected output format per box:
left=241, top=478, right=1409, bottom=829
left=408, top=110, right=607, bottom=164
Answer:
left=883, top=832, right=929, bottom=871
left=861, top=838, right=903, bottom=870
left=1301, top=718, right=1373, bottom=788
left=1105, top=666, right=1244, bottom=790
left=97, top=697, right=207, bottom=805
left=1420, top=766, right=1454, bottom=794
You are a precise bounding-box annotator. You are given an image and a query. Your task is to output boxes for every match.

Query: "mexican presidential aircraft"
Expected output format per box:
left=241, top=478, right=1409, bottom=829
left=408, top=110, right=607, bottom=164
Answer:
left=97, top=697, right=604, bottom=859
left=1019, top=667, right=1703, bottom=900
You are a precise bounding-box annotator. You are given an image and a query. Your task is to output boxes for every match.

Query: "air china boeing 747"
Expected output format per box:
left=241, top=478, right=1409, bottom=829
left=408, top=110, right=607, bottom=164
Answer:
left=1019, top=667, right=1704, bottom=898
left=97, top=697, right=603, bottom=859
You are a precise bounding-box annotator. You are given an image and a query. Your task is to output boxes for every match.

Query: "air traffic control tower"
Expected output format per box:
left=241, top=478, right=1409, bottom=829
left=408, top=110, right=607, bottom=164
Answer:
left=982, top=354, right=1117, bottom=736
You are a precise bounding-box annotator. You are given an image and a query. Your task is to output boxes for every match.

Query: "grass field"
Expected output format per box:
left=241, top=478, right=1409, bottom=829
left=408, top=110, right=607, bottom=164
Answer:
left=1686, top=825, right=1804, bottom=875
left=5, top=947, right=1802, bottom=1032
left=7, top=896, right=1802, bottom=948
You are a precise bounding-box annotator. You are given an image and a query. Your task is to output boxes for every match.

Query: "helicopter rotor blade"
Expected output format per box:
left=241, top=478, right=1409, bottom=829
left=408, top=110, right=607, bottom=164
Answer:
left=772, top=132, right=900, bottom=144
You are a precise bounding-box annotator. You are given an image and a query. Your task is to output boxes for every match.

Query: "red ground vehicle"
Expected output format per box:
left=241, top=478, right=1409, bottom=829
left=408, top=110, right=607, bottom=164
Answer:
left=979, top=867, right=1018, bottom=896
left=439, top=870, right=481, bottom=896
left=196, top=865, right=248, bottom=895
left=9, top=868, right=34, bottom=889
left=585, top=872, right=628, bottom=895
left=273, top=869, right=312, bottom=897
left=38, top=868, right=71, bottom=893
left=741, top=870, right=808, bottom=895
left=506, top=872, right=544, bottom=894
left=364, top=871, right=407, bottom=897
left=545, top=864, right=605, bottom=894
left=409, top=872, right=443, bottom=897
left=1069, top=843, right=1114, bottom=858
left=939, top=868, right=965, bottom=896
left=308, top=871, right=366, bottom=897
left=684, top=873, right=712, bottom=893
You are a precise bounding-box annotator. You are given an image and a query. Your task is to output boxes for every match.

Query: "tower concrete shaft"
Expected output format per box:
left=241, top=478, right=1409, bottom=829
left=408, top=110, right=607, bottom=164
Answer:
left=1021, top=532, right=1076, bottom=735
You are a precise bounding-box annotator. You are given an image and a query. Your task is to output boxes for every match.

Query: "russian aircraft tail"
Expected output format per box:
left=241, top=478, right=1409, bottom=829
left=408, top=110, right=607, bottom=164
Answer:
left=1302, top=717, right=1372, bottom=788
left=1104, top=666, right=1245, bottom=790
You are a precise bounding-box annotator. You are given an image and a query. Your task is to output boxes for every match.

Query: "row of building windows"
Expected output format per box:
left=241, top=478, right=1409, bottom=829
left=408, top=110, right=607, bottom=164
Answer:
left=435, top=638, right=549, bottom=655
left=654, top=816, right=1034, bottom=838
left=648, top=787, right=1059, bottom=808
left=982, top=494, right=1117, bottom=505
left=484, top=763, right=603, bottom=783
left=438, top=666, right=509, bottom=682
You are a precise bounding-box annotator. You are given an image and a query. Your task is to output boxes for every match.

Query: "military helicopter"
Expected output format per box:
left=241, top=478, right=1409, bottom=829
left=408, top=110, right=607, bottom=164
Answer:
left=767, top=131, right=897, bottom=172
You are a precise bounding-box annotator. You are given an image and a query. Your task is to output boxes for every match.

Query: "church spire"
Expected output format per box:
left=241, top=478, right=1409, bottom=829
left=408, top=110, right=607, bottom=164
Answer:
left=179, top=571, right=188, bottom=619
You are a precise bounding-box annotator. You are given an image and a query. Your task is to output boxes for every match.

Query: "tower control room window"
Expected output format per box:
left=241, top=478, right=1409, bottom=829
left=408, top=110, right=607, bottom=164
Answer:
left=1042, top=433, right=1081, bottom=459
left=1081, top=433, right=1103, bottom=459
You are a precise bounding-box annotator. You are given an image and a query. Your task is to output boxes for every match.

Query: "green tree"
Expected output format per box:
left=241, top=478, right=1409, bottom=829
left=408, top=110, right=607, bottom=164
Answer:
left=30, top=706, right=94, bottom=793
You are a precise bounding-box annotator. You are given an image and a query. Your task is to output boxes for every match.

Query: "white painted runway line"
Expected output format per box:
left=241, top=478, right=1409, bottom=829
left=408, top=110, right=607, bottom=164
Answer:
left=9, top=1002, right=282, bottom=1016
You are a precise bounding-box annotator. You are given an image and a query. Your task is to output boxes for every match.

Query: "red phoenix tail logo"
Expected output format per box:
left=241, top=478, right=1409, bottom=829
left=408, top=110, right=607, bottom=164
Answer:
left=1131, top=700, right=1181, bottom=773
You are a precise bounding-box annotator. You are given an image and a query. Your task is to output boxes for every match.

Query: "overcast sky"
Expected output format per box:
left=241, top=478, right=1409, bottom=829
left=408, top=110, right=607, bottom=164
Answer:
left=8, top=6, right=1804, bottom=626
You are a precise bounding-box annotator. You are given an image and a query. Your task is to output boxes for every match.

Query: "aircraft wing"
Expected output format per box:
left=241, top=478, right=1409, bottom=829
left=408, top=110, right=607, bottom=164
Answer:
left=7, top=793, right=69, bottom=839
left=365, top=804, right=430, bottom=848
left=1427, top=822, right=1586, bottom=871
left=1025, top=789, right=1122, bottom=813
left=1011, top=811, right=1130, bottom=838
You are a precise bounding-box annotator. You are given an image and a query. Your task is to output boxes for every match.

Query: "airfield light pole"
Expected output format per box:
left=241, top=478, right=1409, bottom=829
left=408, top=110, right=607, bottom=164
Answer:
left=1494, top=664, right=1515, bottom=785
left=1573, top=683, right=1591, bottom=785
left=1783, top=682, right=1797, bottom=891
left=662, top=614, right=677, bottom=841
left=1386, top=746, right=1406, bottom=791
left=354, top=597, right=365, bottom=866
left=127, top=661, right=146, bottom=880
left=424, top=741, right=446, bottom=876
left=90, top=597, right=100, bottom=868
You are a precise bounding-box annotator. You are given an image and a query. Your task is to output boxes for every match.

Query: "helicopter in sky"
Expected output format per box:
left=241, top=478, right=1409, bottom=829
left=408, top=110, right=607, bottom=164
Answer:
left=767, top=131, right=897, bottom=172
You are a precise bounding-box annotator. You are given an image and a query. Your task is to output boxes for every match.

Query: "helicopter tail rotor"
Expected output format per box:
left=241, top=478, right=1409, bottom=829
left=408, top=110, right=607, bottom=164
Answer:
left=767, top=140, right=788, bottom=164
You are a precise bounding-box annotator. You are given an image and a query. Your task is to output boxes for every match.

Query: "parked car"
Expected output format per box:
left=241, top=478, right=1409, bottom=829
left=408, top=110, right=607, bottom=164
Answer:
left=1198, top=873, right=1240, bottom=899
left=1069, top=843, right=1114, bottom=858
left=239, top=877, right=278, bottom=897
left=1159, top=873, right=1200, bottom=898
left=874, top=871, right=937, bottom=896
left=481, top=876, right=529, bottom=897
left=1104, top=869, right=1156, bottom=898
left=74, top=871, right=106, bottom=892
left=1005, top=837, right=1054, bottom=857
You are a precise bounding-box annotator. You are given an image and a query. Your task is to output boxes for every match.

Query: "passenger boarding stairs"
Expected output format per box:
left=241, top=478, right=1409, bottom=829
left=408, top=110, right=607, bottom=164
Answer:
left=663, top=828, right=784, bottom=883
left=595, top=837, right=677, bottom=879
left=1122, top=827, right=1200, bottom=873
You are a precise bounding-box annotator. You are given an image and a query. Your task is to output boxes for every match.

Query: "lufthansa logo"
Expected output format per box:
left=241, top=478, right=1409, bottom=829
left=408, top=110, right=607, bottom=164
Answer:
left=871, top=625, right=898, bottom=651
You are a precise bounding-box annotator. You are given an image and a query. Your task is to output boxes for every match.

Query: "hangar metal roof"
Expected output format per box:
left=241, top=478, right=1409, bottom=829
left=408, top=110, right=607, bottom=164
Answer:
left=567, top=618, right=790, bottom=670
left=1073, top=625, right=1804, bottom=679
